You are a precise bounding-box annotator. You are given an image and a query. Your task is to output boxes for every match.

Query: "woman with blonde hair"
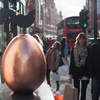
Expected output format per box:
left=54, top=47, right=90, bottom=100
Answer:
left=68, top=33, right=90, bottom=100
left=46, top=41, right=61, bottom=91
left=33, top=34, right=43, bottom=47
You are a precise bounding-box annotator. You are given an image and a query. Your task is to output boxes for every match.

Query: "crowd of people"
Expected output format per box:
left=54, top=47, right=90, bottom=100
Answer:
left=33, top=32, right=100, bottom=100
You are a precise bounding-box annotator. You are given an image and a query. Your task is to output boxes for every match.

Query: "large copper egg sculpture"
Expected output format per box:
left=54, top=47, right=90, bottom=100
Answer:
left=2, top=34, right=46, bottom=93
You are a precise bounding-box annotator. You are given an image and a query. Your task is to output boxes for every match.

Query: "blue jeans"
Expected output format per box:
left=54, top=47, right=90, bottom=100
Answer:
left=92, top=77, right=100, bottom=100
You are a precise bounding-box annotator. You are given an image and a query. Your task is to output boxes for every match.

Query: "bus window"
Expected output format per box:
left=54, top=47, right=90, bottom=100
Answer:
left=66, top=17, right=81, bottom=28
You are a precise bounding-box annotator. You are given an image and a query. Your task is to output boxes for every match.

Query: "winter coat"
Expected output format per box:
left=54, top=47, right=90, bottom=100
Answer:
left=43, top=39, right=49, bottom=54
left=69, top=46, right=90, bottom=79
left=64, top=42, right=68, bottom=60
left=46, top=48, right=61, bottom=71
left=59, top=40, right=68, bottom=66
left=87, top=41, right=100, bottom=79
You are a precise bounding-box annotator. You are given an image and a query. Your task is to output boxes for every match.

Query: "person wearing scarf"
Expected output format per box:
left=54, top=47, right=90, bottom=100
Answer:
left=68, top=33, right=90, bottom=100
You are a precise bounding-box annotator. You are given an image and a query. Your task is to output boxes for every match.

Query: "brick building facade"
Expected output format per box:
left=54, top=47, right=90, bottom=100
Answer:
left=42, top=0, right=63, bottom=34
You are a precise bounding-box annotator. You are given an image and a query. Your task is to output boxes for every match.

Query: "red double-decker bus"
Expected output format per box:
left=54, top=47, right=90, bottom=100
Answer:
left=57, top=16, right=84, bottom=51
left=64, top=16, right=84, bottom=51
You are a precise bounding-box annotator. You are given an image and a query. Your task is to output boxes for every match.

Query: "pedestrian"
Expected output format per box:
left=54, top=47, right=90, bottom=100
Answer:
left=59, top=37, right=68, bottom=66
left=86, top=35, right=100, bottom=100
left=33, top=34, right=43, bottom=50
left=8, top=31, right=14, bottom=42
left=42, top=36, right=49, bottom=55
left=68, top=33, right=90, bottom=100
left=46, top=41, right=61, bottom=91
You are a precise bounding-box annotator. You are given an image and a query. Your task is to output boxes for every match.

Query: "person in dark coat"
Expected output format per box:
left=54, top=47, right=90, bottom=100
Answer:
left=42, top=36, right=49, bottom=55
left=86, top=38, right=100, bottom=100
left=68, top=33, right=90, bottom=100
left=59, top=37, right=68, bottom=66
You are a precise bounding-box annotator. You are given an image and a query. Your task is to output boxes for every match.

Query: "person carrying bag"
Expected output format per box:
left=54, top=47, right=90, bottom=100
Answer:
left=68, top=33, right=90, bottom=100
left=46, top=41, right=61, bottom=91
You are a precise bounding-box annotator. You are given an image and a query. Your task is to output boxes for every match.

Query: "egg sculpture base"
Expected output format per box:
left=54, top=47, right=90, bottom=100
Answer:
left=2, top=34, right=46, bottom=93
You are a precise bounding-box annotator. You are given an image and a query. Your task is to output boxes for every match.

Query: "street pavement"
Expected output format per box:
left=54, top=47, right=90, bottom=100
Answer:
left=50, top=62, right=94, bottom=100
left=0, top=79, right=55, bottom=100
left=0, top=70, right=93, bottom=100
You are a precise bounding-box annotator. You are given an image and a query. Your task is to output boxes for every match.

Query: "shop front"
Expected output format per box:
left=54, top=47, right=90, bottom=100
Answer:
left=0, top=0, right=27, bottom=80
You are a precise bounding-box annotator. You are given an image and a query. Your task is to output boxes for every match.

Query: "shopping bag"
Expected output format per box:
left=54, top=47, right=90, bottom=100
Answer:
left=54, top=94, right=64, bottom=100
left=64, top=84, right=78, bottom=100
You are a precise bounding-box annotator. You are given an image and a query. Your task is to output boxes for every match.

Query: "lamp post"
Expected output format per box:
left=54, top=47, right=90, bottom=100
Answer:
left=94, top=0, right=98, bottom=41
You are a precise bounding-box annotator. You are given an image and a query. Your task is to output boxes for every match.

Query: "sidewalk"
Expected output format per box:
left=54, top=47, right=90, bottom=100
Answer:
left=0, top=79, right=55, bottom=100
left=50, top=64, right=93, bottom=100
left=0, top=82, right=11, bottom=100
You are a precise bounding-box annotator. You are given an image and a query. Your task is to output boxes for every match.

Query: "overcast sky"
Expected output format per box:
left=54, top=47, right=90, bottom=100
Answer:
left=54, top=0, right=86, bottom=19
